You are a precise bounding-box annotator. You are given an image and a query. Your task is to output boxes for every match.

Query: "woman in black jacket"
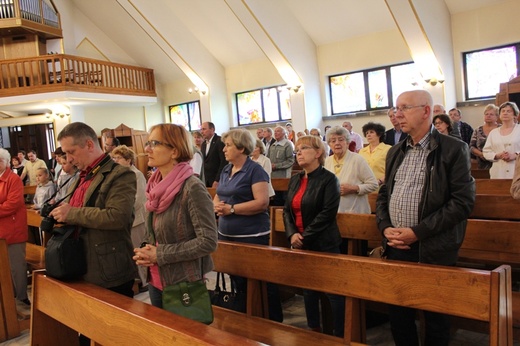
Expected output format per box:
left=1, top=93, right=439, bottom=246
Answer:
left=283, top=135, right=344, bottom=337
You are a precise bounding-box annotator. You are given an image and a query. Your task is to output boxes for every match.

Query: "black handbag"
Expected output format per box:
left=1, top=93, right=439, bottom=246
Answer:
left=45, top=226, right=87, bottom=280
left=162, top=280, right=214, bottom=324
left=210, top=272, right=246, bottom=313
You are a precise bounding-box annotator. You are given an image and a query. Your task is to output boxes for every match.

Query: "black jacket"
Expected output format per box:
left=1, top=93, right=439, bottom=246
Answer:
left=283, top=166, right=342, bottom=252
left=383, top=128, right=408, bottom=146
left=376, top=129, right=475, bottom=265
left=201, top=134, right=226, bottom=187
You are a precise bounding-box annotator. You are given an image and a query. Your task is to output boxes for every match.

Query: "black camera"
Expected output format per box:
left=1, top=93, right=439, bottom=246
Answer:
left=40, top=202, right=58, bottom=233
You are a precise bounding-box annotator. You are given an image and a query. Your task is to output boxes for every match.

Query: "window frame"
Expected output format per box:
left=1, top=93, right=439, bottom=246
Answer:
left=235, top=84, right=291, bottom=126
left=463, top=43, right=520, bottom=100
left=328, top=61, right=415, bottom=116
left=168, top=101, right=201, bottom=132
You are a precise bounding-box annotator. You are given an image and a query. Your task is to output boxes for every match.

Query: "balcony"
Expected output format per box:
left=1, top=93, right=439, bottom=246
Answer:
left=0, top=54, right=156, bottom=98
left=0, top=0, right=61, bottom=38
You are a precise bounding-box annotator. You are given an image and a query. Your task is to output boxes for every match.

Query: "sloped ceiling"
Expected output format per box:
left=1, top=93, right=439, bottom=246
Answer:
left=69, top=0, right=507, bottom=85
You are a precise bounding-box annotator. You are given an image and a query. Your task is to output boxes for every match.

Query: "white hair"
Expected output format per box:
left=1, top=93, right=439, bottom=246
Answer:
left=0, top=148, right=10, bottom=163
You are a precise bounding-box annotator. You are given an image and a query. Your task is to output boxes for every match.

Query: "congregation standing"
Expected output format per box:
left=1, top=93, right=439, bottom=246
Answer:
left=3, top=90, right=519, bottom=346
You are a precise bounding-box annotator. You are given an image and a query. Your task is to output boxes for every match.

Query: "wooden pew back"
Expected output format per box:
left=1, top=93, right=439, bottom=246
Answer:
left=212, top=241, right=512, bottom=345
left=367, top=193, right=520, bottom=220
left=30, top=271, right=262, bottom=346
left=476, top=179, right=512, bottom=195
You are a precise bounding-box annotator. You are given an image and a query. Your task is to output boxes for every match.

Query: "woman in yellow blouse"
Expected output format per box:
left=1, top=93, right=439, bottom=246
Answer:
left=359, top=122, right=391, bottom=186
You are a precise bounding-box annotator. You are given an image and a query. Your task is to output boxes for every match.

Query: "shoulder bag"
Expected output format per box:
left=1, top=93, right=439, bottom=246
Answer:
left=148, top=213, right=214, bottom=324
left=45, top=225, right=86, bottom=279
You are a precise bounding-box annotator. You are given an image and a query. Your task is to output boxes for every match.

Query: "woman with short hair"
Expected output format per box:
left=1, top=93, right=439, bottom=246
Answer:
left=0, top=148, right=30, bottom=305
left=214, top=129, right=283, bottom=322
left=483, top=101, right=520, bottom=179
left=324, top=126, right=378, bottom=214
left=470, top=104, right=500, bottom=169
left=359, top=122, right=391, bottom=185
left=112, top=145, right=148, bottom=291
left=284, top=135, right=344, bottom=337
left=133, top=124, right=218, bottom=318
left=433, top=114, right=453, bottom=135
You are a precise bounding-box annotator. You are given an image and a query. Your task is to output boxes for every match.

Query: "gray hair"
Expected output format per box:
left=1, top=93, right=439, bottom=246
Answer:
left=255, top=139, right=267, bottom=155
left=325, top=126, right=350, bottom=143
left=222, top=129, right=256, bottom=156
left=0, top=148, right=10, bottom=163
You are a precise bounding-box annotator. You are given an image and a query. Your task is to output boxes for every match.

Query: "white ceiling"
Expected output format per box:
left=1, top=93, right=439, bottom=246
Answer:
left=0, top=0, right=508, bottom=116
left=69, top=0, right=508, bottom=84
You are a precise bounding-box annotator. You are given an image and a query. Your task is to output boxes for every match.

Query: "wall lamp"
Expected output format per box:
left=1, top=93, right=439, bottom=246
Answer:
left=45, top=106, right=70, bottom=119
left=285, top=85, right=302, bottom=93
left=188, top=86, right=206, bottom=95
left=424, top=78, right=445, bottom=86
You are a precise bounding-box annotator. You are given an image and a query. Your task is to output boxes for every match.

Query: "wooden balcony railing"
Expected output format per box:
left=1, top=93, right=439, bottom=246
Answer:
left=0, top=0, right=61, bottom=37
left=0, top=54, right=156, bottom=97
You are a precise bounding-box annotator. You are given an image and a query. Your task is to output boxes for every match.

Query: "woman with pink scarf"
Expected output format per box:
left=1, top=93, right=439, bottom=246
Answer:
left=133, top=124, right=218, bottom=310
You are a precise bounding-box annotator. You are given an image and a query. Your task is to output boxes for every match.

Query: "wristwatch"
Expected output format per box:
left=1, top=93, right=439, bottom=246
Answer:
left=230, top=205, right=235, bottom=214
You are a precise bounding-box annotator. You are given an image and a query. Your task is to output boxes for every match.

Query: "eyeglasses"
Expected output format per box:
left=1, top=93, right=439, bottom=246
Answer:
left=395, top=105, right=426, bottom=113
left=294, top=146, right=314, bottom=154
left=433, top=121, right=444, bottom=126
left=145, top=140, right=174, bottom=149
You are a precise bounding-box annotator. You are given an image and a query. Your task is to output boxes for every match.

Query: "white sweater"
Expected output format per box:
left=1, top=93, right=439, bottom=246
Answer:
left=324, top=151, right=378, bottom=213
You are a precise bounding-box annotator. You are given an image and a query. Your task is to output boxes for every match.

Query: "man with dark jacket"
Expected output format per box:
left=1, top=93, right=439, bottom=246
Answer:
left=384, top=107, right=408, bottom=145
left=201, top=121, right=226, bottom=187
left=376, top=90, right=475, bottom=346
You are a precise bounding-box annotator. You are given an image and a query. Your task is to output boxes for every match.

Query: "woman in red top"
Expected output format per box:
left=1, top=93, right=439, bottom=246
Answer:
left=283, top=136, right=344, bottom=337
left=0, top=148, right=29, bottom=305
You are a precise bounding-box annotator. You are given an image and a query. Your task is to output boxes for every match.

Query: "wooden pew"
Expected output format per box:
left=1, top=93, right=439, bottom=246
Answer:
left=272, top=208, right=520, bottom=340
left=30, top=271, right=262, bottom=346
left=368, top=193, right=520, bottom=220
left=271, top=178, right=290, bottom=192
left=476, top=179, right=512, bottom=195
left=23, top=185, right=37, bottom=196
left=0, top=239, right=30, bottom=342
left=473, top=169, right=491, bottom=179
left=212, top=241, right=512, bottom=346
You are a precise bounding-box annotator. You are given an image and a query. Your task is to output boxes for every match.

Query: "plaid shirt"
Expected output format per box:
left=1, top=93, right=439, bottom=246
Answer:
left=389, top=132, right=431, bottom=228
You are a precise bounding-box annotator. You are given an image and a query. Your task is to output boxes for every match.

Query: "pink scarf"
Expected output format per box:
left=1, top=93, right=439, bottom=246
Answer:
left=146, top=162, right=193, bottom=214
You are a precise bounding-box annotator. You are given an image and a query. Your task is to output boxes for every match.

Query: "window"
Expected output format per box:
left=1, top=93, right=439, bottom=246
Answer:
left=169, top=101, right=201, bottom=131
left=329, top=62, right=422, bottom=115
left=236, top=85, right=291, bottom=126
left=463, top=44, right=519, bottom=100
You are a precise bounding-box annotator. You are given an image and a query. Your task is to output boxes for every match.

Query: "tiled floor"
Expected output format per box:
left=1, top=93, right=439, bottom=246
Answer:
left=1, top=272, right=516, bottom=345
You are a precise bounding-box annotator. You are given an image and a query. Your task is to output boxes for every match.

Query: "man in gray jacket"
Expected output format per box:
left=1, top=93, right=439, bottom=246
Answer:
left=268, top=126, right=294, bottom=205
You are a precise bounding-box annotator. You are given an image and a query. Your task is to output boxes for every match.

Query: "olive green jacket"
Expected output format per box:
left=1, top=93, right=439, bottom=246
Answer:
left=66, top=157, right=137, bottom=288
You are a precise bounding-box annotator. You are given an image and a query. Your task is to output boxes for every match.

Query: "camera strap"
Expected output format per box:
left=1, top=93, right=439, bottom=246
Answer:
left=43, top=171, right=79, bottom=205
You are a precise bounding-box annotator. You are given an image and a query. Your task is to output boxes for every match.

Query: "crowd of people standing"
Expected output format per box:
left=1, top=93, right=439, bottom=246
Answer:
left=1, top=89, right=517, bottom=346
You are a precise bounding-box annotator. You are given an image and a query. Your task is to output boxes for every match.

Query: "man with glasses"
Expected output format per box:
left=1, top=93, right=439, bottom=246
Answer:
left=376, top=90, right=475, bottom=346
left=384, top=107, right=408, bottom=146
left=104, top=136, right=120, bottom=154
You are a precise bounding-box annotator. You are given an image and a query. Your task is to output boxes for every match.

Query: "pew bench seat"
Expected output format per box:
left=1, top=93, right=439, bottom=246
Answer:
left=31, top=271, right=263, bottom=346
left=25, top=243, right=45, bottom=271
left=212, top=306, right=363, bottom=346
